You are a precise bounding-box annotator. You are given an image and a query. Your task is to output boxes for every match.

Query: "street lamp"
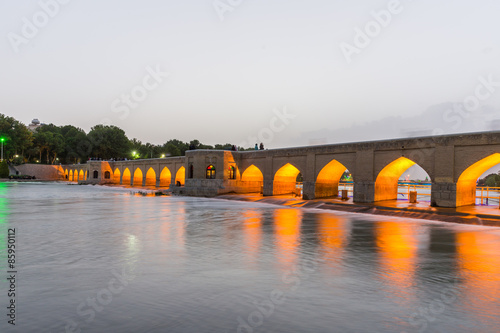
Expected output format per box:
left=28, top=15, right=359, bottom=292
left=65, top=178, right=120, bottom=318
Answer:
left=0, top=137, right=5, bottom=162
left=132, top=151, right=137, bottom=159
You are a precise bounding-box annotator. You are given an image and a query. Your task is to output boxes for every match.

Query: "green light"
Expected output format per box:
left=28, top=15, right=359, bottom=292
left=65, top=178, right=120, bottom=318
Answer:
left=0, top=138, right=4, bottom=142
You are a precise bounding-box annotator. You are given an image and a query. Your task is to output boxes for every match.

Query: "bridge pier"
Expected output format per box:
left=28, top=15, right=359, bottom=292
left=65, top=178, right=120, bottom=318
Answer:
left=142, top=175, right=146, bottom=187
left=302, top=181, right=316, bottom=200
left=263, top=180, right=274, bottom=196
left=156, top=177, right=160, bottom=187
left=431, top=182, right=457, bottom=207
left=353, top=181, right=375, bottom=203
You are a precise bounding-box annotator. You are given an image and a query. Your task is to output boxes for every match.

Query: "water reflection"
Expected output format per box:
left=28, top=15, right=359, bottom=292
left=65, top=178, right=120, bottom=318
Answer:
left=375, top=221, right=419, bottom=296
left=456, top=230, right=500, bottom=324
left=274, top=208, right=302, bottom=269
left=317, top=214, right=349, bottom=273
left=242, top=210, right=262, bottom=267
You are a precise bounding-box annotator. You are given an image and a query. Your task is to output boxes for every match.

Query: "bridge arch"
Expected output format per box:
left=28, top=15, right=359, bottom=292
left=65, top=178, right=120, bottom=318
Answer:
left=273, top=163, right=302, bottom=196
left=374, top=156, right=430, bottom=202
left=145, top=167, right=156, bottom=186
left=64, top=169, right=68, bottom=180
left=69, top=170, right=74, bottom=181
left=133, top=167, right=143, bottom=186
left=79, top=170, right=84, bottom=181
left=175, top=166, right=185, bottom=186
left=315, top=159, right=349, bottom=198
left=122, top=168, right=131, bottom=185
left=241, top=165, right=264, bottom=193
left=159, top=167, right=172, bottom=187
left=113, top=168, right=121, bottom=184
left=456, top=153, right=500, bottom=207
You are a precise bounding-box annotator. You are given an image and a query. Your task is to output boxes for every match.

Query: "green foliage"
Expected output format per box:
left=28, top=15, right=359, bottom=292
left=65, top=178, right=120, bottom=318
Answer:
left=484, top=173, right=500, bottom=187
left=0, top=113, right=255, bottom=163
left=0, top=161, right=9, bottom=178
left=88, top=125, right=130, bottom=159
left=0, top=114, right=33, bottom=159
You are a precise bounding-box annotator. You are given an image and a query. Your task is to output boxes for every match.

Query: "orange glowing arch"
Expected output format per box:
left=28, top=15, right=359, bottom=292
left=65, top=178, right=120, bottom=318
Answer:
left=175, top=166, right=185, bottom=186
left=159, top=167, right=172, bottom=187
left=273, top=163, right=301, bottom=195
left=374, top=157, right=416, bottom=201
left=113, top=168, right=121, bottom=184
left=122, top=168, right=131, bottom=185
left=457, top=153, right=500, bottom=206
left=133, top=168, right=143, bottom=186
left=69, top=170, right=74, bottom=181
left=79, top=170, right=84, bottom=180
left=241, top=165, right=264, bottom=182
left=316, top=159, right=349, bottom=198
left=145, top=168, right=157, bottom=186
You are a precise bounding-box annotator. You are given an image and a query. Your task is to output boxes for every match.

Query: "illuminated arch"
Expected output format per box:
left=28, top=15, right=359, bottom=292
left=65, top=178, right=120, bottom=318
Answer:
left=315, top=159, right=349, bottom=198
left=113, top=168, right=121, bottom=184
left=273, top=163, right=301, bottom=196
left=241, top=165, right=263, bottom=182
left=133, top=168, right=143, bottom=186
left=375, top=157, right=421, bottom=201
left=159, top=167, right=172, bottom=187
left=122, top=168, right=131, bottom=185
left=457, top=153, right=500, bottom=206
left=145, top=168, right=156, bottom=186
left=175, top=166, right=185, bottom=186
left=69, top=170, right=74, bottom=181
left=241, top=165, right=264, bottom=193
left=84, top=171, right=88, bottom=179
left=79, top=170, right=84, bottom=180
left=64, top=169, right=68, bottom=180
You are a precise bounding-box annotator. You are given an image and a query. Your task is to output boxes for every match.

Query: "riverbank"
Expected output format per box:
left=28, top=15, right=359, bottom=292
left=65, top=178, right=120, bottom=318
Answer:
left=217, top=193, right=500, bottom=227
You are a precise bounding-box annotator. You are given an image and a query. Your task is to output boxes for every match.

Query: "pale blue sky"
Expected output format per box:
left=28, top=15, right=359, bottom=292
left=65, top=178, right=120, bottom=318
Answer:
left=1, top=0, right=500, bottom=150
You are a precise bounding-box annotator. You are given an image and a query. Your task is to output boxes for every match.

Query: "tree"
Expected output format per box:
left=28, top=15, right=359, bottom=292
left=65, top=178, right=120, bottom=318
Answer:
left=59, top=125, right=89, bottom=164
left=33, top=124, right=65, bottom=164
left=0, top=114, right=34, bottom=160
left=88, top=125, right=130, bottom=159
left=0, top=161, right=9, bottom=178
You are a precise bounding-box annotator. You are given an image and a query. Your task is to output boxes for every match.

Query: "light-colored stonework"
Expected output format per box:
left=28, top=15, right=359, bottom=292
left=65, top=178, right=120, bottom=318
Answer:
left=57, top=131, right=500, bottom=208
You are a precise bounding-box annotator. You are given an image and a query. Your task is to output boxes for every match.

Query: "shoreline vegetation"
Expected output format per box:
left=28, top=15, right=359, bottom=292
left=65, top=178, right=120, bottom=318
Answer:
left=0, top=113, right=255, bottom=167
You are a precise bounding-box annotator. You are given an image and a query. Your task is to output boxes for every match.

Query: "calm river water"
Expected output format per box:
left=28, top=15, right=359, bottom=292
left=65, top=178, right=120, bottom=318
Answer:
left=1, top=182, right=500, bottom=333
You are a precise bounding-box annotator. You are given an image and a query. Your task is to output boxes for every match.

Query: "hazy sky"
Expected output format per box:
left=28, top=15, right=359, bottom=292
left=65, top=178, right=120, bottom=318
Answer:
left=1, top=0, right=500, bottom=149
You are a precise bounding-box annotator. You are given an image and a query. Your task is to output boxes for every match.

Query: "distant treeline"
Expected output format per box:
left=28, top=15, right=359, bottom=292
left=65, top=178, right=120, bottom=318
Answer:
left=0, top=113, right=251, bottom=165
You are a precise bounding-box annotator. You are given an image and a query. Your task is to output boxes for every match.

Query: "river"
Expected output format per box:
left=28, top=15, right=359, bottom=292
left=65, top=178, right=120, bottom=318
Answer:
left=1, top=182, right=499, bottom=332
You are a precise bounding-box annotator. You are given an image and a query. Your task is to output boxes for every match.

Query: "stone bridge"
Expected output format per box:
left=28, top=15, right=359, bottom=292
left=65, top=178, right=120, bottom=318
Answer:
left=62, top=131, right=500, bottom=208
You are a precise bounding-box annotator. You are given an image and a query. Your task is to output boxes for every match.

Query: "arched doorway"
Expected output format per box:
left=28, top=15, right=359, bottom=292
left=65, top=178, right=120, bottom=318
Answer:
left=133, top=168, right=143, bottom=186
left=456, top=153, right=500, bottom=207
left=241, top=165, right=264, bottom=193
left=175, top=166, right=185, bottom=186
left=315, top=159, right=350, bottom=198
left=145, top=168, right=156, bottom=186
left=122, top=168, right=131, bottom=185
left=159, top=167, right=172, bottom=187
left=113, top=168, right=121, bottom=184
left=374, top=157, right=431, bottom=203
left=273, top=163, right=301, bottom=196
